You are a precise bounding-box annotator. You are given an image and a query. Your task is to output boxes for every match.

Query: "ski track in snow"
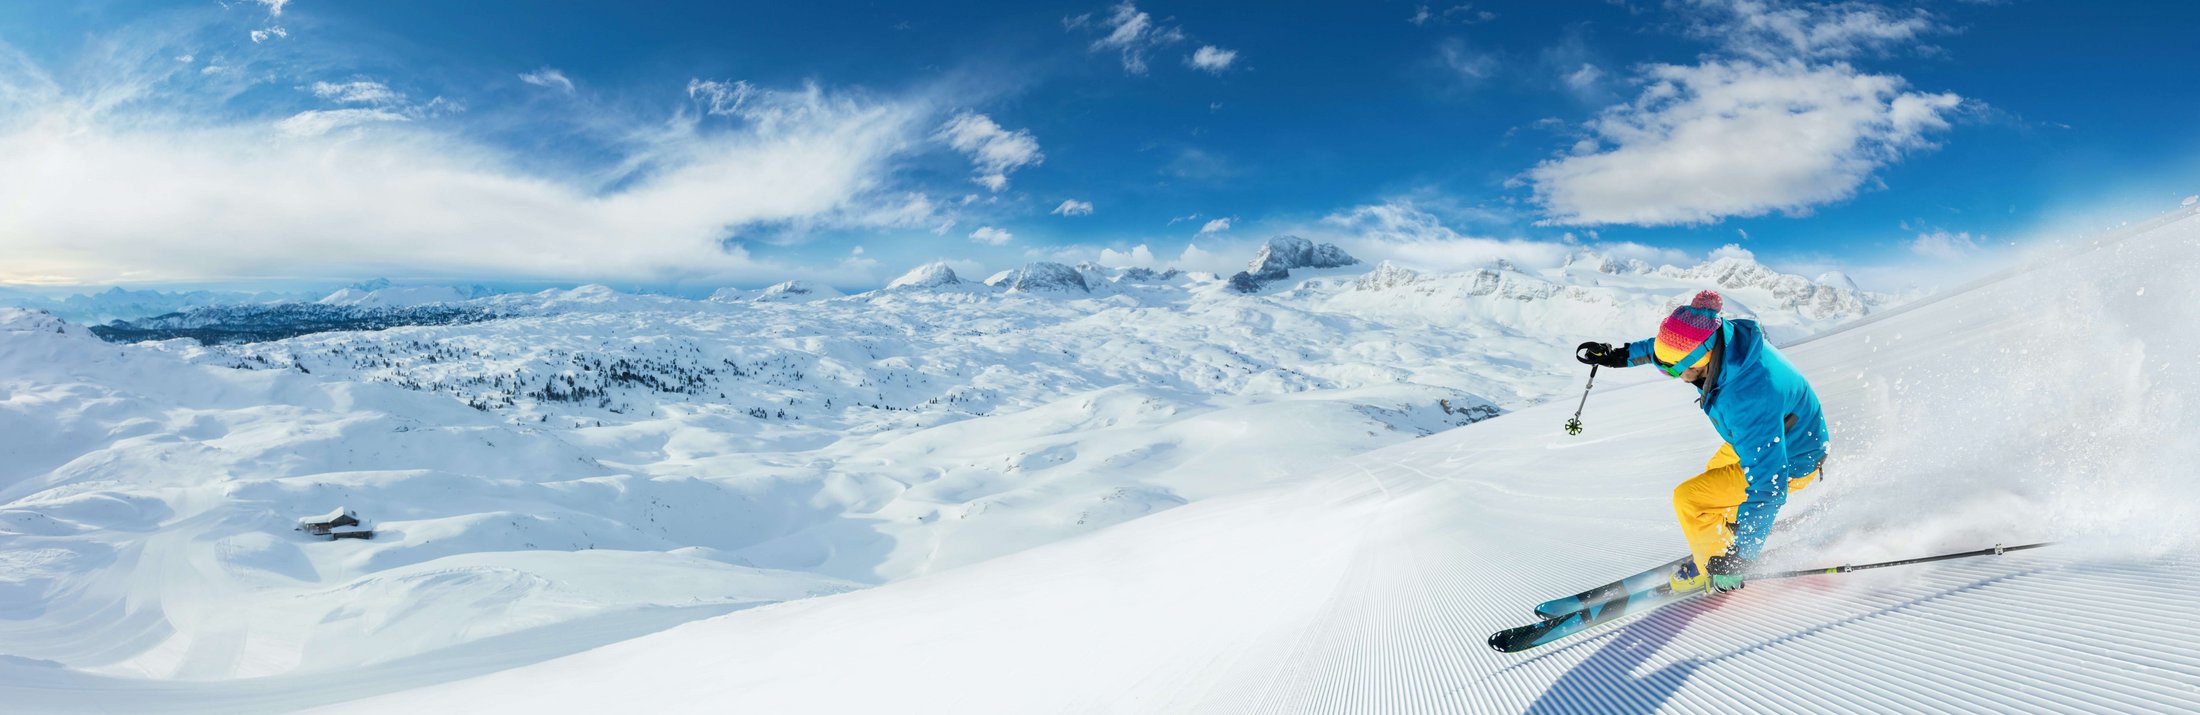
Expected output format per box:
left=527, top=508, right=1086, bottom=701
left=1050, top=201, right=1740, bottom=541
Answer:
left=4, top=223, right=2199, bottom=712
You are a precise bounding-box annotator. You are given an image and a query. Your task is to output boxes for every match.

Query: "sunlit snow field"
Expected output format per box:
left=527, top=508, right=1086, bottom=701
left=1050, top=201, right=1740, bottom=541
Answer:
left=4, top=218, right=2195, bottom=713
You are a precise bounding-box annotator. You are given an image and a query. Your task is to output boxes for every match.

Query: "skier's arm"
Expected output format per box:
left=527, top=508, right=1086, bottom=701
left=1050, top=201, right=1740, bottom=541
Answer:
left=1718, top=407, right=1791, bottom=561
left=1619, top=339, right=1659, bottom=367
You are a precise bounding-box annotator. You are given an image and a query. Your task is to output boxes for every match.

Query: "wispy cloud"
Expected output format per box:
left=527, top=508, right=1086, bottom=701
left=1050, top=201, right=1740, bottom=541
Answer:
left=969, top=226, right=1014, bottom=245
left=1188, top=46, right=1238, bottom=74
left=1909, top=228, right=1980, bottom=260
left=937, top=111, right=1042, bottom=192
left=1196, top=217, right=1231, bottom=235
left=1527, top=0, right=1963, bottom=226
left=281, top=79, right=456, bottom=137
left=1688, top=0, right=1941, bottom=60
left=1317, top=199, right=1692, bottom=272
left=1051, top=199, right=1095, bottom=216
left=519, top=67, right=575, bottom=94
left=1411, top=4, right=1497, bottom=26
left=310, top=79, right=402, bottom=105
left=1079, top=2, right=1186, bottom=74
left=250, top=26, right=287, bottom=43
left=0, top=28, right=955, bottom=286
left=276, top=108, right=408, bottom=137
left=252, top=0, right=291, bottom=17
left=686, top=78, right=755, bottom=116
left=1436, top=38, right=1498, bottom=85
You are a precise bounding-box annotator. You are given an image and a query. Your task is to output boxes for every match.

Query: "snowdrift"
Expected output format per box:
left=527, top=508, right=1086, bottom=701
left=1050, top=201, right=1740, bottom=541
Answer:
left=327, top=212, right=2200, bottom=713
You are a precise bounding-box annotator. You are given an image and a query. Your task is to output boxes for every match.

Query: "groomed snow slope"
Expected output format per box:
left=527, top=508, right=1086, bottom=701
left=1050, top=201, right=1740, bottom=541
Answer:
left=332, top=213, right=2200, bottom=713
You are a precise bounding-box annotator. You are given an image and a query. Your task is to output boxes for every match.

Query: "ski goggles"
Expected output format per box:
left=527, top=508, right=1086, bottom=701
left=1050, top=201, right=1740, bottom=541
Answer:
left=1651, top=325, right=1718, bottom=378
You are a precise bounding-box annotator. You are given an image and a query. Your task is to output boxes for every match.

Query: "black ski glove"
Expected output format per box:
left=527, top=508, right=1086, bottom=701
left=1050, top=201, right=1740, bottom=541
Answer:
left=1574, top=341, right=1629, bottom=368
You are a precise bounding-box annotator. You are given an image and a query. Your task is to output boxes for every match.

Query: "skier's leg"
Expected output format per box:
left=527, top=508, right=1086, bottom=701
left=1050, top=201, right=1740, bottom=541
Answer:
left=1673, top=458, right=1748, bottom=579
left=1673, top=446, right=1820, bottom=580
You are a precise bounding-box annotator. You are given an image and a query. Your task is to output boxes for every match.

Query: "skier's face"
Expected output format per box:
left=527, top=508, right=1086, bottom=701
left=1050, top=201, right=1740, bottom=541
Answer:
left=1679, top=363, right=1707, bottom=383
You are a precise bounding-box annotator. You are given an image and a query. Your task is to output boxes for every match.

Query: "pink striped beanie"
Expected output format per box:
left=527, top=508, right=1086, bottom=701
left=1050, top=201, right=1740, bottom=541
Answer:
left=1653, top=291, right=1724, bottom=369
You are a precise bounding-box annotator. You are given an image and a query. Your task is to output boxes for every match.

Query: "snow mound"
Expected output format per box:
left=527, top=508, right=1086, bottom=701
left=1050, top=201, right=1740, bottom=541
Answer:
left=0, top=308, right=89, bottom=339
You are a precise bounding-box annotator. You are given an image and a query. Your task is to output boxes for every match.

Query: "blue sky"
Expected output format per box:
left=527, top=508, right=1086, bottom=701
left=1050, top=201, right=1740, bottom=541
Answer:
left=1, top=0, right=2196, bottom=293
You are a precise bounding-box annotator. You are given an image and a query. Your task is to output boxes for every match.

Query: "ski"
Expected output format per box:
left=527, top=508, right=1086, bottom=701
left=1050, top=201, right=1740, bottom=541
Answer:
left=1492, top=582, right=1703, bottom=653
left=1491, top=541, right=2056, bottom=653
left=1533, top=555, right=1689, bottom=620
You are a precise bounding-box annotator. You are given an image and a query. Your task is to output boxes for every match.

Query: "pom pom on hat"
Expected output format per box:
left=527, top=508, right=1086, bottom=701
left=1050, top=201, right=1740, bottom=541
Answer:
left=1689, top=290, right=1723, bottom=311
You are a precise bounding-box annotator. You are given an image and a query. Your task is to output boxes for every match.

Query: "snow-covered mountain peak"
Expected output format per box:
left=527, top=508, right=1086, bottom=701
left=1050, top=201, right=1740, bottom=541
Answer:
left=887, top=261, right=963, bottom=289
left=991, top=262, right=1091, bottom=293
left=1653, top=255, right=1874, bottom=322
left=1230, top=235, right=1360, bottom=293
left=0, top=307, right=91, bottom=339
left=1353, top=261, right=1421, bottom=291
left=713, top=280, right=848, bottom=303
left=1249, top=234, right=1359, bottom=276
left=1562, top=249, right=1654, bottom=275
left=318, top=283, right=474, bottom=308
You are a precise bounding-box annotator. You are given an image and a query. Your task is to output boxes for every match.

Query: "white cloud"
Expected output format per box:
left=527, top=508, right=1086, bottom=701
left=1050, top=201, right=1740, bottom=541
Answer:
left=0, top=60, right=942, bottom=286
left=1691, top=0, right=1940, bottom=60
left=1167, top=213, right=1201, bottom=225
left=686, top=78, right=755, bottom=116
left=1098, top=244, right=1159, bottom=267
left=1051, top=199, right=1095, bottom=216
left=277, top=108, right=410, bottom=137
left=1909, top=229, right=1979, bottom=260
left=1563, top=63, right=1604, bottom=94
left=1527, top=1, right=1961, bottom=226
left=1528, top=59, right=1961, bottom=226
left=969, top=226, right=1014, bottom=245
left=1412, top=4, right=1495, bottom=26
left=519, top=68, right=575, bottom=94
left=250, top=26, right=287, bottom=43
left=175, top=54, right=194, bottom=64
left=310, top=80, right=401, bottom=105
left=1197, top=217, right=1231, bottom=235
left=253, top=0, right=291, bottom=17
left=1315, top=199, right=1693, bottom=273
left=1708, top=243, right=1756, bottom=261
left=936, top=112, right=1042, bottom=192
left=281, top=80, right=456, bottom=137
left=1083, top=2, right=1184, bottom=74
left=1438, top=39, right=1498, bottom=84
left=1188, top=46, right=1238, bottom=74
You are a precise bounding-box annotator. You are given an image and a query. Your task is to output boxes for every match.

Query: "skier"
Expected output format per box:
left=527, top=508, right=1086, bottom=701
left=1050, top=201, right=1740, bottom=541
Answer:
left=1574, top=290, right=1829, bottom=594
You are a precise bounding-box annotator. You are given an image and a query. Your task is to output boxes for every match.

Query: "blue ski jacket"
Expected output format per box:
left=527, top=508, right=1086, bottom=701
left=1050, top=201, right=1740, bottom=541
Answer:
left=1623, top=319, right=1828, bottom=560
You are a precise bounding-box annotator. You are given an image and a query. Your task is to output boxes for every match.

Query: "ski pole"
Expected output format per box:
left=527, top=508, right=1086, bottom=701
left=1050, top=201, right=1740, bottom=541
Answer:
left=1564, top=364, right=1597, bottom=436
left=1748, top=542, right=2054, bottom=581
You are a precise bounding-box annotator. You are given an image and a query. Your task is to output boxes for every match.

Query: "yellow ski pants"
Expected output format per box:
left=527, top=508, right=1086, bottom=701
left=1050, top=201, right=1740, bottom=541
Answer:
left=1673, top=444, right=1818, bottom=575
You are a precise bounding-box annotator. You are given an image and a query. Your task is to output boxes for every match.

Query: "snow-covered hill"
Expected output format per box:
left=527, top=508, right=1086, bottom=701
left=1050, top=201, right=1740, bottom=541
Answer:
left=0, top=244, right=1903, bottom=710
left=322, top=211, right=2200, bottom=712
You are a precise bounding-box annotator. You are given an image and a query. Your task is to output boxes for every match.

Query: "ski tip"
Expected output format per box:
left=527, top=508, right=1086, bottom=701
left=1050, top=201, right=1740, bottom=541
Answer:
left=1488, top=626, right=1536, bottom=653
